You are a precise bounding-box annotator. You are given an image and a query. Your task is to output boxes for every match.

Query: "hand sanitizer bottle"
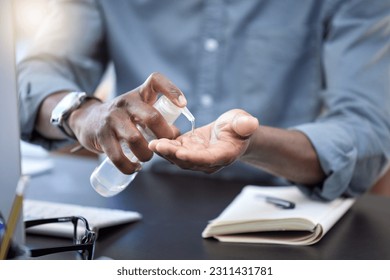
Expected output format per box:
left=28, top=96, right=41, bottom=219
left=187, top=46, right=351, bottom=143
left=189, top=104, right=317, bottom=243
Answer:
left=90, top=95, right=195, bottom=197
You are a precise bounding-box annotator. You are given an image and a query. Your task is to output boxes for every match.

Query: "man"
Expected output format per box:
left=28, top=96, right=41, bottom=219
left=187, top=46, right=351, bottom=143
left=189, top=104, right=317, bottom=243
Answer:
left=18, top=0, right=390, bottom=200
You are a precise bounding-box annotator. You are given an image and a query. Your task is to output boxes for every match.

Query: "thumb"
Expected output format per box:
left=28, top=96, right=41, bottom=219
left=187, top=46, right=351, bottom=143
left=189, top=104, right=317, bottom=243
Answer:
left=232, top=113, right=259, bottom=137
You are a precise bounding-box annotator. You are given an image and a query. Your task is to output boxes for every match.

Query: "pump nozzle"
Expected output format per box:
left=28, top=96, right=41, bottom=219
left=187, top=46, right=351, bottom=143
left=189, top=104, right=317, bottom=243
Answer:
left=181, top=106, right=195, bottom=122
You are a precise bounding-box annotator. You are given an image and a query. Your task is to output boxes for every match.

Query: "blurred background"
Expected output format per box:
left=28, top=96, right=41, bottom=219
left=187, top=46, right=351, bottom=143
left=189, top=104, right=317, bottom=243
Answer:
left=13, top=0, right=112, bottom=97
left=14, top=0, right=48, bottom=62
left=13, top=0, right=113, bottom=160
left=13, top=0, right=101, bottom=176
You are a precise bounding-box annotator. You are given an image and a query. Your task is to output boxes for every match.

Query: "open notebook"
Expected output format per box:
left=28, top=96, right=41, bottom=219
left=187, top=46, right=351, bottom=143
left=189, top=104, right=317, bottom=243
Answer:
left=202, top=185, right=355, bottom=245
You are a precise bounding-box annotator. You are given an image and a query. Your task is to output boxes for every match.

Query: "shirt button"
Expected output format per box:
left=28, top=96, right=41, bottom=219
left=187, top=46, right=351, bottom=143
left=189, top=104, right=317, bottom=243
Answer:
left=200, top=94, right=214, bottom=107
left=204, top=38, right=219, bottom=52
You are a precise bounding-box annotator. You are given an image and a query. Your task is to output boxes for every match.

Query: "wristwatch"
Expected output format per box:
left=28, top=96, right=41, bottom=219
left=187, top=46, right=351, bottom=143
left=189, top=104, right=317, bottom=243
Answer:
left=50, top=91, right=99, bottom=139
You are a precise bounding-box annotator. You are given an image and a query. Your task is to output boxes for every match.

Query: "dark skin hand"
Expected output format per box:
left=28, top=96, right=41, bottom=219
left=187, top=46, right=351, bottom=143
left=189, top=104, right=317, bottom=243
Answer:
left=149, top=109, right=326, bottom=186
left=149, top=109, right=259, bottom=173
left=36, top=72, right=187, bottom=174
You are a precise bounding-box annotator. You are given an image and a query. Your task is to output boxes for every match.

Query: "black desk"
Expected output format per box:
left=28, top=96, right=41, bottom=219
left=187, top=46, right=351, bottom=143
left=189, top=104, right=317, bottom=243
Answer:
left=25, top=154, right=390, bottom=260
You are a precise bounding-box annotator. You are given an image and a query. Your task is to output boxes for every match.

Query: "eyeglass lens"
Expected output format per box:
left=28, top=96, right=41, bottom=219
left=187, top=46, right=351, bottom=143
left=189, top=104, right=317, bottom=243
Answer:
left=74, top=217, right=95, bottom=260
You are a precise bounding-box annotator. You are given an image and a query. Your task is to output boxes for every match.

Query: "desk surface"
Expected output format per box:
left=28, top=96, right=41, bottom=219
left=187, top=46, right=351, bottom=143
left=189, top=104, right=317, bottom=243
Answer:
left=25, top=154, right=390, bottom=260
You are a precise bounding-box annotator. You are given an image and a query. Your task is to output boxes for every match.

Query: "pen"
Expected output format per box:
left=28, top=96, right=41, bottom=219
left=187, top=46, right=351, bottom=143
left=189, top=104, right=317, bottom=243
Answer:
left=256, top=194, right=295, bottom=209
left=0, top=212, right=5, bottom=235
left=0, top=176, right=29, bottom=260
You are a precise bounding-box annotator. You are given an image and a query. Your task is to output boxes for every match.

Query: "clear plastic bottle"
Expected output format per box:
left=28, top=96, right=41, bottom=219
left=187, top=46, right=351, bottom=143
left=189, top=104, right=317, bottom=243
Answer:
left=90, top=95, right=195, bottom=197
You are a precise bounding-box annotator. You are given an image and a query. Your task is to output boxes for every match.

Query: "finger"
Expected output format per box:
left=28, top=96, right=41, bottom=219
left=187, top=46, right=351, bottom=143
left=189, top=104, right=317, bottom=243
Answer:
left=172, top=148, right=230, bottom=173
left=149, top=139, right=193, bottom=167
left=140, top=72, right=187, bottom=107
left=148, top=139, right=159, bottom=151
left=175, top=145, right=236, bottom=167
left=150, top=139, right=230, bottom=173
left=128, top=103, right=177, bottom=139
left=96, top=111, right=144, bottom=174
left=116, top=121, right=153, bottom=162
left=102, top=110, right=153, bottom=162
left=98, top=131, right=141, bottom=175
left=152, top=137, right=235, bottom=167
left=232, top=114, right=259, bottom=137
left=148, top=138, right=181, bottom=155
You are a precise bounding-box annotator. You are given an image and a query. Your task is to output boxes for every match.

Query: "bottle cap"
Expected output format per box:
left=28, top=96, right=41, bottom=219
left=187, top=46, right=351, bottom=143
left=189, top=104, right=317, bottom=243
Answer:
left=155, top=95, right=195, bottom=124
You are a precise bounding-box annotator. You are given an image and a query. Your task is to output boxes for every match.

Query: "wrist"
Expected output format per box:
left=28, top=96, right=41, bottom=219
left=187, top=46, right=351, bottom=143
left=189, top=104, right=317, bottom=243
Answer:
left=50, top=91, right=101, bottom=140
left=241, top=125, right=261, bottom=160
left=67, top=96, right=102, bottom=139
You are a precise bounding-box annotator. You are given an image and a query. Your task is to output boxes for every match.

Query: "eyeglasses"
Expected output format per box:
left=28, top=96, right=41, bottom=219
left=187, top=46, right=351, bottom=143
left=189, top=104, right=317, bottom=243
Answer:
left=25, top=216, right=96, bottom=260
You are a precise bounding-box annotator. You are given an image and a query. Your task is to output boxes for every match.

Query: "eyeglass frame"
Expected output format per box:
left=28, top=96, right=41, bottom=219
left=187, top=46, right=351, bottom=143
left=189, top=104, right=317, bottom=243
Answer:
left=25, top=216, right=96, bottom=260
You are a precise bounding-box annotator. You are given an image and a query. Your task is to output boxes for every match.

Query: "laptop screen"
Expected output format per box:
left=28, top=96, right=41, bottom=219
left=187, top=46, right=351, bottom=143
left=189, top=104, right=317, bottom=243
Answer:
left=0, top=0, right=25, bottom=253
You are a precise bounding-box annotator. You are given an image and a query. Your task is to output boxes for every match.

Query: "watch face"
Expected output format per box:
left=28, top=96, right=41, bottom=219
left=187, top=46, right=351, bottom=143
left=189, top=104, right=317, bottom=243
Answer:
left=50, top=92, right=87, bottom=126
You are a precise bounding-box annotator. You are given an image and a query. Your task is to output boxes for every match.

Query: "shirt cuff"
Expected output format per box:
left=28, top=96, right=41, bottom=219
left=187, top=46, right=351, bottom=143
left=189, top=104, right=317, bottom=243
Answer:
left=292, top=122, right=358, bottom=201
left=19, top=75, right=81, bottom=150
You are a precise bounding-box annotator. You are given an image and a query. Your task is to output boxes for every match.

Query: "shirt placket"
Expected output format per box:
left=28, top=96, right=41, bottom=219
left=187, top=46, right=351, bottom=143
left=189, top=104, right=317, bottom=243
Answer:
left=195, top=0, right=224, bottom=125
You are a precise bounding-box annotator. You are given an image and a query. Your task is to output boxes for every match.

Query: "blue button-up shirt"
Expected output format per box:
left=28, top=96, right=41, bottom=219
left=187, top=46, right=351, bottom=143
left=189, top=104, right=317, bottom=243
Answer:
left=18, top=0, right=390, bottom=200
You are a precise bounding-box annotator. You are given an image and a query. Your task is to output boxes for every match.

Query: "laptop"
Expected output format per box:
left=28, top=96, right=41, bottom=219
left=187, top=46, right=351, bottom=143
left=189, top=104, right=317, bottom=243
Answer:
left=0, top=0, right=25, bottom=257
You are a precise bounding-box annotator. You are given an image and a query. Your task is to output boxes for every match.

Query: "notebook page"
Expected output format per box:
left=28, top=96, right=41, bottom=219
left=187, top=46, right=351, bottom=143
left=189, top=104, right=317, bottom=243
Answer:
left=212, top=186, right=355, bottom=227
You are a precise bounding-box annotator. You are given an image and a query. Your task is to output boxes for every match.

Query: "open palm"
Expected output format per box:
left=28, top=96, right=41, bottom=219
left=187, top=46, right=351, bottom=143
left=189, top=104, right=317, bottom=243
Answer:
left=148, top=109, right=259, bottom=173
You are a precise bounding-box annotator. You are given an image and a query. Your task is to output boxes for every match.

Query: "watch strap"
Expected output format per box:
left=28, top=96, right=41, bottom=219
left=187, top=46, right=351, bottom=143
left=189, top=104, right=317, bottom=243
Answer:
left=50, top=92, right=101, bottom=139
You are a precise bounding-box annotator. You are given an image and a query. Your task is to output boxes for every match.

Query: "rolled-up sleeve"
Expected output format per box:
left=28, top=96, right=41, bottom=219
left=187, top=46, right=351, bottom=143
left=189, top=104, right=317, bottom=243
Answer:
left=293, top=0, right=390, bottom=200
left=18, top=0, right=108, bottom=150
